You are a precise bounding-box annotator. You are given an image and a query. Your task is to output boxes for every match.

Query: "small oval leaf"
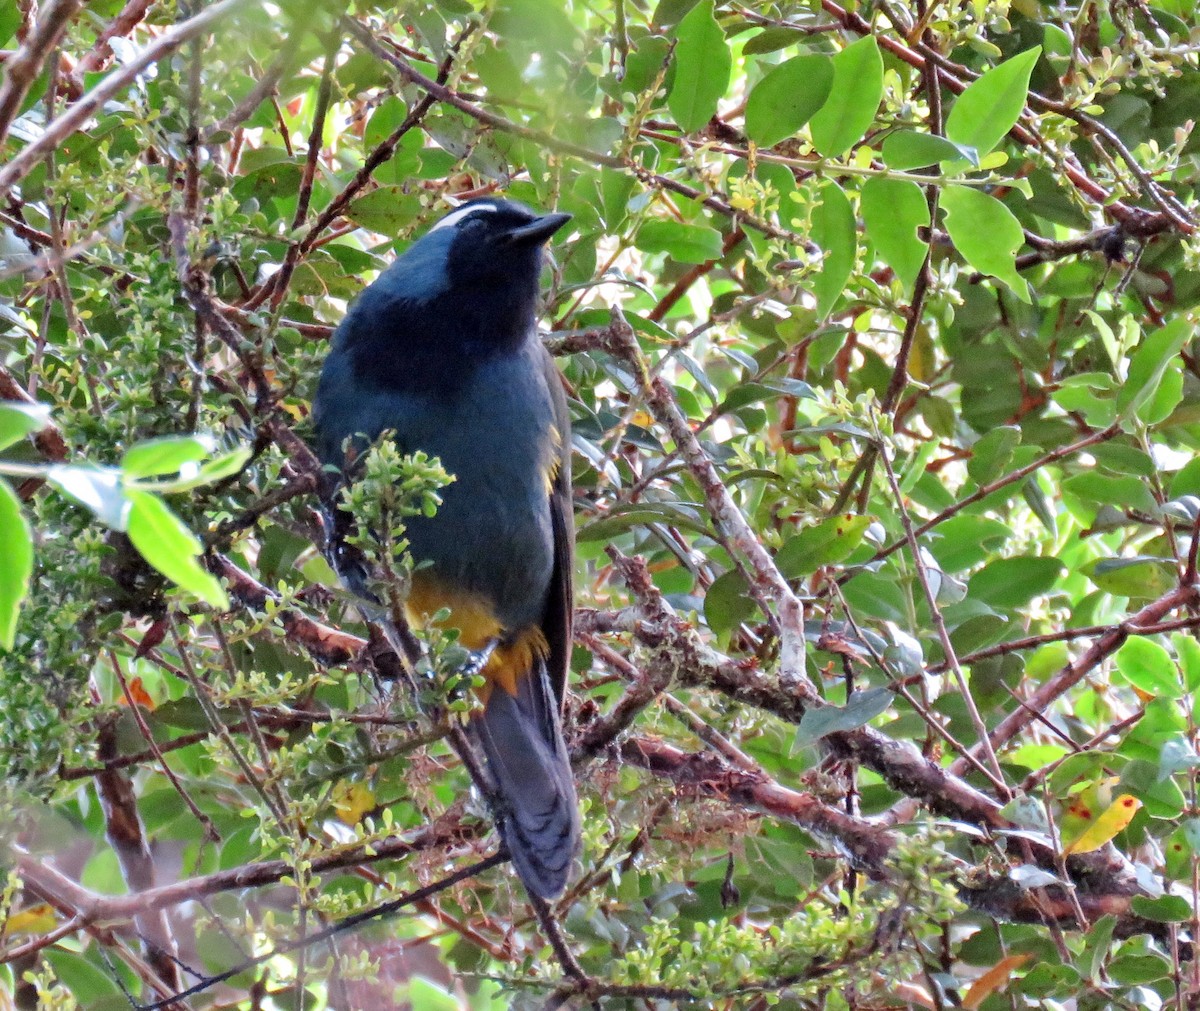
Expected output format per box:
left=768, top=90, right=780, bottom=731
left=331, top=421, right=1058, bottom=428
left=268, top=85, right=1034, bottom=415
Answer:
left=941, top=185, right=1029, bottom=301
left=809, top=36, right=883, bottom=158
left=744, top=54, right=833, bottom=147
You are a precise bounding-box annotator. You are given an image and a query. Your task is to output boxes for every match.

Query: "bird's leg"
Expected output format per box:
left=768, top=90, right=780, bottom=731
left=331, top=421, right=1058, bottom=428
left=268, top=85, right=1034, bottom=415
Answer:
left=460, top=637, right=498, bottom=681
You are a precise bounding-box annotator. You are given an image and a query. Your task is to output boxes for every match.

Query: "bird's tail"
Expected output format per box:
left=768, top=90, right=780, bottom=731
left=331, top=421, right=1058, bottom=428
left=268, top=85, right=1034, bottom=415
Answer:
left=472, top=658, right=580, bottom=899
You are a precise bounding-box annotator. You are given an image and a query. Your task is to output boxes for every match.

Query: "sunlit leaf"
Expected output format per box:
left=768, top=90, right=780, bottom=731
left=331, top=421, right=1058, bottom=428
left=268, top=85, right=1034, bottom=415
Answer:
left=0, top=480, right=30, bottom=651
left=945, top=47, right=1042, bottom=159
left=637, top=219, right=724, bottom=263
left=940, top=185, right=1029, bottom=301
left=744, top=54, right=833, bottom=147
left=810, top=181, right=856, bottom=318
left=1117, top=317, right=1190, bottom=422
left=122, top=434, right=216, bottom=479
left=0, top=401, right=50, bottom=452
left=125, top=490, right=228, bottom=608
left=668, top=0, right=730, bottom=132
left=1115, top=636, right=1180, bottom=699
left=1063, top=794, right=1141, bottom=854
left=861, top=177, right=928, bottom=293
left=881, top=130, right=976, bottom=170
left=809, top=35, right=883, bottom=157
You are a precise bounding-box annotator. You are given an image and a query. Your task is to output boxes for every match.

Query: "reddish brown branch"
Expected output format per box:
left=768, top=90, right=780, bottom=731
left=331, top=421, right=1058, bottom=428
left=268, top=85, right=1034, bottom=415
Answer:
left=211, top=555, right=367, bottom=666
left=953, top=583, right=1200, bottom=774
left=0, top=0, right=255, bottom=199
left=93, top=719, right=182, bottom=996
left=69, top=0, right=154, bottom=82
left=0, top=0, right=82, bottom=152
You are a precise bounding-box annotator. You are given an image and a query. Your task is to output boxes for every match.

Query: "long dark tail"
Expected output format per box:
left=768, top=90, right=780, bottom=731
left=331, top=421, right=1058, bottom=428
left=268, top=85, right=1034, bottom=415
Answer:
left=473, top=660, right=580, bottom=898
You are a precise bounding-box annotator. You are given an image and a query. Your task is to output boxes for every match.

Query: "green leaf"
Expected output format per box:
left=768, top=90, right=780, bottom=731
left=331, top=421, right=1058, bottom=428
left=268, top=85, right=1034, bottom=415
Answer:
left=860, top=177, right=928, bottom=292
left=0, top=479, right=32, bottom=650
left=1078, top=914, right=1117, bottom=981
left=637, top=219, right=724, bottom=263
left=122, top=434, right=216, bottom=479
left=744, top=54, right=834, bottom=147
left=1117, top=317, right=1190, bottom=421
left=743, top=27, right=809, bottom=55
left=668, top=0, right=731, bottom=133
left=704, top=569, right=755, bottom=638
left=345, top=186, right=423, bottom=235
left=1107, top=953, right=1170, bottom=986
left=776, top=514, right=872, bottom=577
left=1130, top=894, right=1193, bottom=922
left=945, top=47, right=1042, bottom=159
left=794, top=688, right=893, bottom=747
left=408, top=976, right=460, bottom=1011
left=1139, top=358, right=1184, bottom=425
left=125, top=490, right=228, bottom=608
left=967, top=426, right=1021, bottom=487
left=940, top=185, right=1029, bottom=301
left=149, top=447, right=253, bottom=493
left=47, top=466, right=130, bottom=529
left=1086, top=556, right=1176, bottom=601
left=0, top=401, right=51, bottom=452
left=810, top=182, right=856, bottom=318
left=1166, top=820, right=1200, bottom=878
left=1172, top=632, right=1200, bottom=693
left=0, top=4, right=21, bottom=46
left=1062, top=473, right=1158, bottom=515
left=1115, top=636, right=1180, bottom=699
left=42, top=950, right=124, bottom=1002
left=926, top=515, right=1013, bottom=572
left=967, top=556, right=1063, bottom=610
left=881, top=130, right=977, bottom=170
left=1157, top=736, right=1200, bottom=780
left=809, top=36, right=883, bottom=158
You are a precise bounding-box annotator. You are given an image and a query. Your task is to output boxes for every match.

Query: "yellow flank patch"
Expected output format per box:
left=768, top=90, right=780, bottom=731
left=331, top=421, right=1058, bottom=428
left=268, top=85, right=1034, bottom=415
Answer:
left=406, top=571, right=546, bottom=697
left=486, top=626, right=549, bottom=696
left=543, top=456, right=560, bottom=495
left=406, top=572, right=503, bottom=650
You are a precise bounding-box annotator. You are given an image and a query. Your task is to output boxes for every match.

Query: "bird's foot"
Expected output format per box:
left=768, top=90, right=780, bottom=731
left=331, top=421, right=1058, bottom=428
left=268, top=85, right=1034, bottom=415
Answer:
left=460, top=639, right=498, bottom=681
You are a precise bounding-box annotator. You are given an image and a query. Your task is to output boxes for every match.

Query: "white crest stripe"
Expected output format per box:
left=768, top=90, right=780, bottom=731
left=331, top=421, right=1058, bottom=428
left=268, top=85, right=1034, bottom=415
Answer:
left=429, top=203, right=500, bottom=233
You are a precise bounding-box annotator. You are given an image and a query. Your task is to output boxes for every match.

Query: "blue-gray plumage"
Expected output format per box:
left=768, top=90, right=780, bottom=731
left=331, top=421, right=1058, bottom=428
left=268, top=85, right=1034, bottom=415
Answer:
left=313, top=198, right=580, bottom=898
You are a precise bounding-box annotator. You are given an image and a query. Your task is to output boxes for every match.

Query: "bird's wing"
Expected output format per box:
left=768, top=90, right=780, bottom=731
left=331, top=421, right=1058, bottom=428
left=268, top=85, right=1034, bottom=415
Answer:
left=540, top=347, right=575, bottom=710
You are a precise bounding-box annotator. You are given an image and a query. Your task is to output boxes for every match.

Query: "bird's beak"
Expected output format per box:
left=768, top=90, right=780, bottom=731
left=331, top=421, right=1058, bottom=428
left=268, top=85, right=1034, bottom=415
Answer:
left=505, top=212, right=572, bottom=246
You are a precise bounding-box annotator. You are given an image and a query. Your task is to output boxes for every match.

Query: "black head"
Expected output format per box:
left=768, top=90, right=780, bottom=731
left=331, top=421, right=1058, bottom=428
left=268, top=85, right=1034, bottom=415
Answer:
left=425, top=197, right=571, bottom=295
left=332, top=198, right=571, bottom=392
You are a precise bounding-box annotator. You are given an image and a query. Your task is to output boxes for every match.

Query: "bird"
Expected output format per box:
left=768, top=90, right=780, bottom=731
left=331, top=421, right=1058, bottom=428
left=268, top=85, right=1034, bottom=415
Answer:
left=312, top=197, right=580, bottom=899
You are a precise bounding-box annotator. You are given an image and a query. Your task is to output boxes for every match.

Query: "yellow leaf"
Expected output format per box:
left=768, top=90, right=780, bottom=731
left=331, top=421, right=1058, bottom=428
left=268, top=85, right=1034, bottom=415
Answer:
left=118, top=676, right=156, bottom=711
left=963, top=953, right=1031, bottom=1009
left=331, top=780, right=375, bottom=826
left=1059, top=776, right=1120, bottom=841
left=1064, top=794, right=1141, bottom=854
left=1, top=902, right=57, bottom=936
